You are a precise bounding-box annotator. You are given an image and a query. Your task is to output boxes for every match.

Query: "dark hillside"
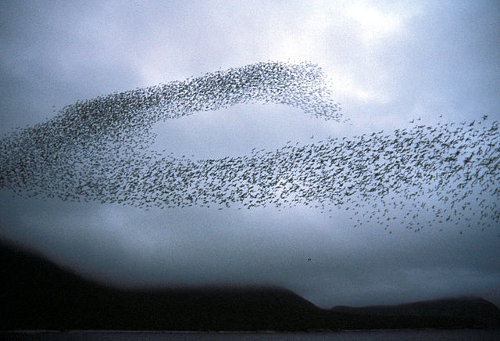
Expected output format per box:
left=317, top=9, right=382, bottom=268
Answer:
left=1, top=240, right=498, bottom=331
left=0, top=241, right=327, bottom=331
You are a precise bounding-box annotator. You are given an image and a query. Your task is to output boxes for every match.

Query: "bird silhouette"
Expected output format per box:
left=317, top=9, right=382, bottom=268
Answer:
left=0, top=61, right=498, bottom=234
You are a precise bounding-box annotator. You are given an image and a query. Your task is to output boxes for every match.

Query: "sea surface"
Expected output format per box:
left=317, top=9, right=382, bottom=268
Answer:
left=2, top=330, right=500, bottom=340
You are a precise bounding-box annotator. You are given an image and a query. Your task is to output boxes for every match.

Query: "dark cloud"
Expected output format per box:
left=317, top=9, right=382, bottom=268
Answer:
left=2, top=192, right=498, bottom=308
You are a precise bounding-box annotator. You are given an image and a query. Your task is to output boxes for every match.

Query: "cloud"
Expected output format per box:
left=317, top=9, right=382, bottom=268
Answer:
left=346, top=2, right=405, bottom=43
left=0, top=0, right=499, bottom=309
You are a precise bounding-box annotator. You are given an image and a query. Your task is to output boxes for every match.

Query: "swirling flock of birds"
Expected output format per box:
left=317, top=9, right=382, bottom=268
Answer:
left=0, top=61, right=498, bottom=233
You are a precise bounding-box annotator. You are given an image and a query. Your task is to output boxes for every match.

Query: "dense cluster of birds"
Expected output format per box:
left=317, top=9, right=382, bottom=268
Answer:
left=0, top=61, right=498, bottom=233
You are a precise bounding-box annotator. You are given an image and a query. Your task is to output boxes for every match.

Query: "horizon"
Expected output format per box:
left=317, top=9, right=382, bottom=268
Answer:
left=2, top=238, right=499, bottom=312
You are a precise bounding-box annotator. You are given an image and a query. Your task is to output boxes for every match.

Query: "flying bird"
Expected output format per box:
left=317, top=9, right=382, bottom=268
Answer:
left=0, top=62, right=498, bottom=234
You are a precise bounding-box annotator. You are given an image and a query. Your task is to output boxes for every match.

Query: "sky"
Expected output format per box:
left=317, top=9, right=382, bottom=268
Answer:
left=0, top=0, right=499, bottom=308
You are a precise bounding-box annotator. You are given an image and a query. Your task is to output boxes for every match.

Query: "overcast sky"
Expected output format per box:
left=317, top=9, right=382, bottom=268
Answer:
left=0, top=0, right=499, bottom=308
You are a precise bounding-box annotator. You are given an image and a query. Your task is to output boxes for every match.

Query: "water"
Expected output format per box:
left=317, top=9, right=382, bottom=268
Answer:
left=2, top=330, right=499, bottom=340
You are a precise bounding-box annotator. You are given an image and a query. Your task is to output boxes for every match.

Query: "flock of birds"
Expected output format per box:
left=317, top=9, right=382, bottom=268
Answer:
left=0, top=61, right=498, bottom=233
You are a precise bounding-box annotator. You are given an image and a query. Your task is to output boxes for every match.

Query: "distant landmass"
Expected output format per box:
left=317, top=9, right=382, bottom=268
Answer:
left=1, top=241, right=498, bottom=331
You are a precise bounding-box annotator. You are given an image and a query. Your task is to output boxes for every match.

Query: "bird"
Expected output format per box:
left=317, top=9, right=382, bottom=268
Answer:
left=0, top=61, right=497, bottom=235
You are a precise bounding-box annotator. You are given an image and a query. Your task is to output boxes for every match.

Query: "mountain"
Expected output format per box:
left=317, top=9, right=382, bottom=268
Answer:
left=1, top=240, right=498, bottom=331
left=331, top=298, right=500, bottom=329
left=332, top=297, right=500, bottom=319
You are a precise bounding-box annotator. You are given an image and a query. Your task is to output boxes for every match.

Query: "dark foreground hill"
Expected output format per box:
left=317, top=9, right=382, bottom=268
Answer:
left=1, top=241, right=498, bottom=331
